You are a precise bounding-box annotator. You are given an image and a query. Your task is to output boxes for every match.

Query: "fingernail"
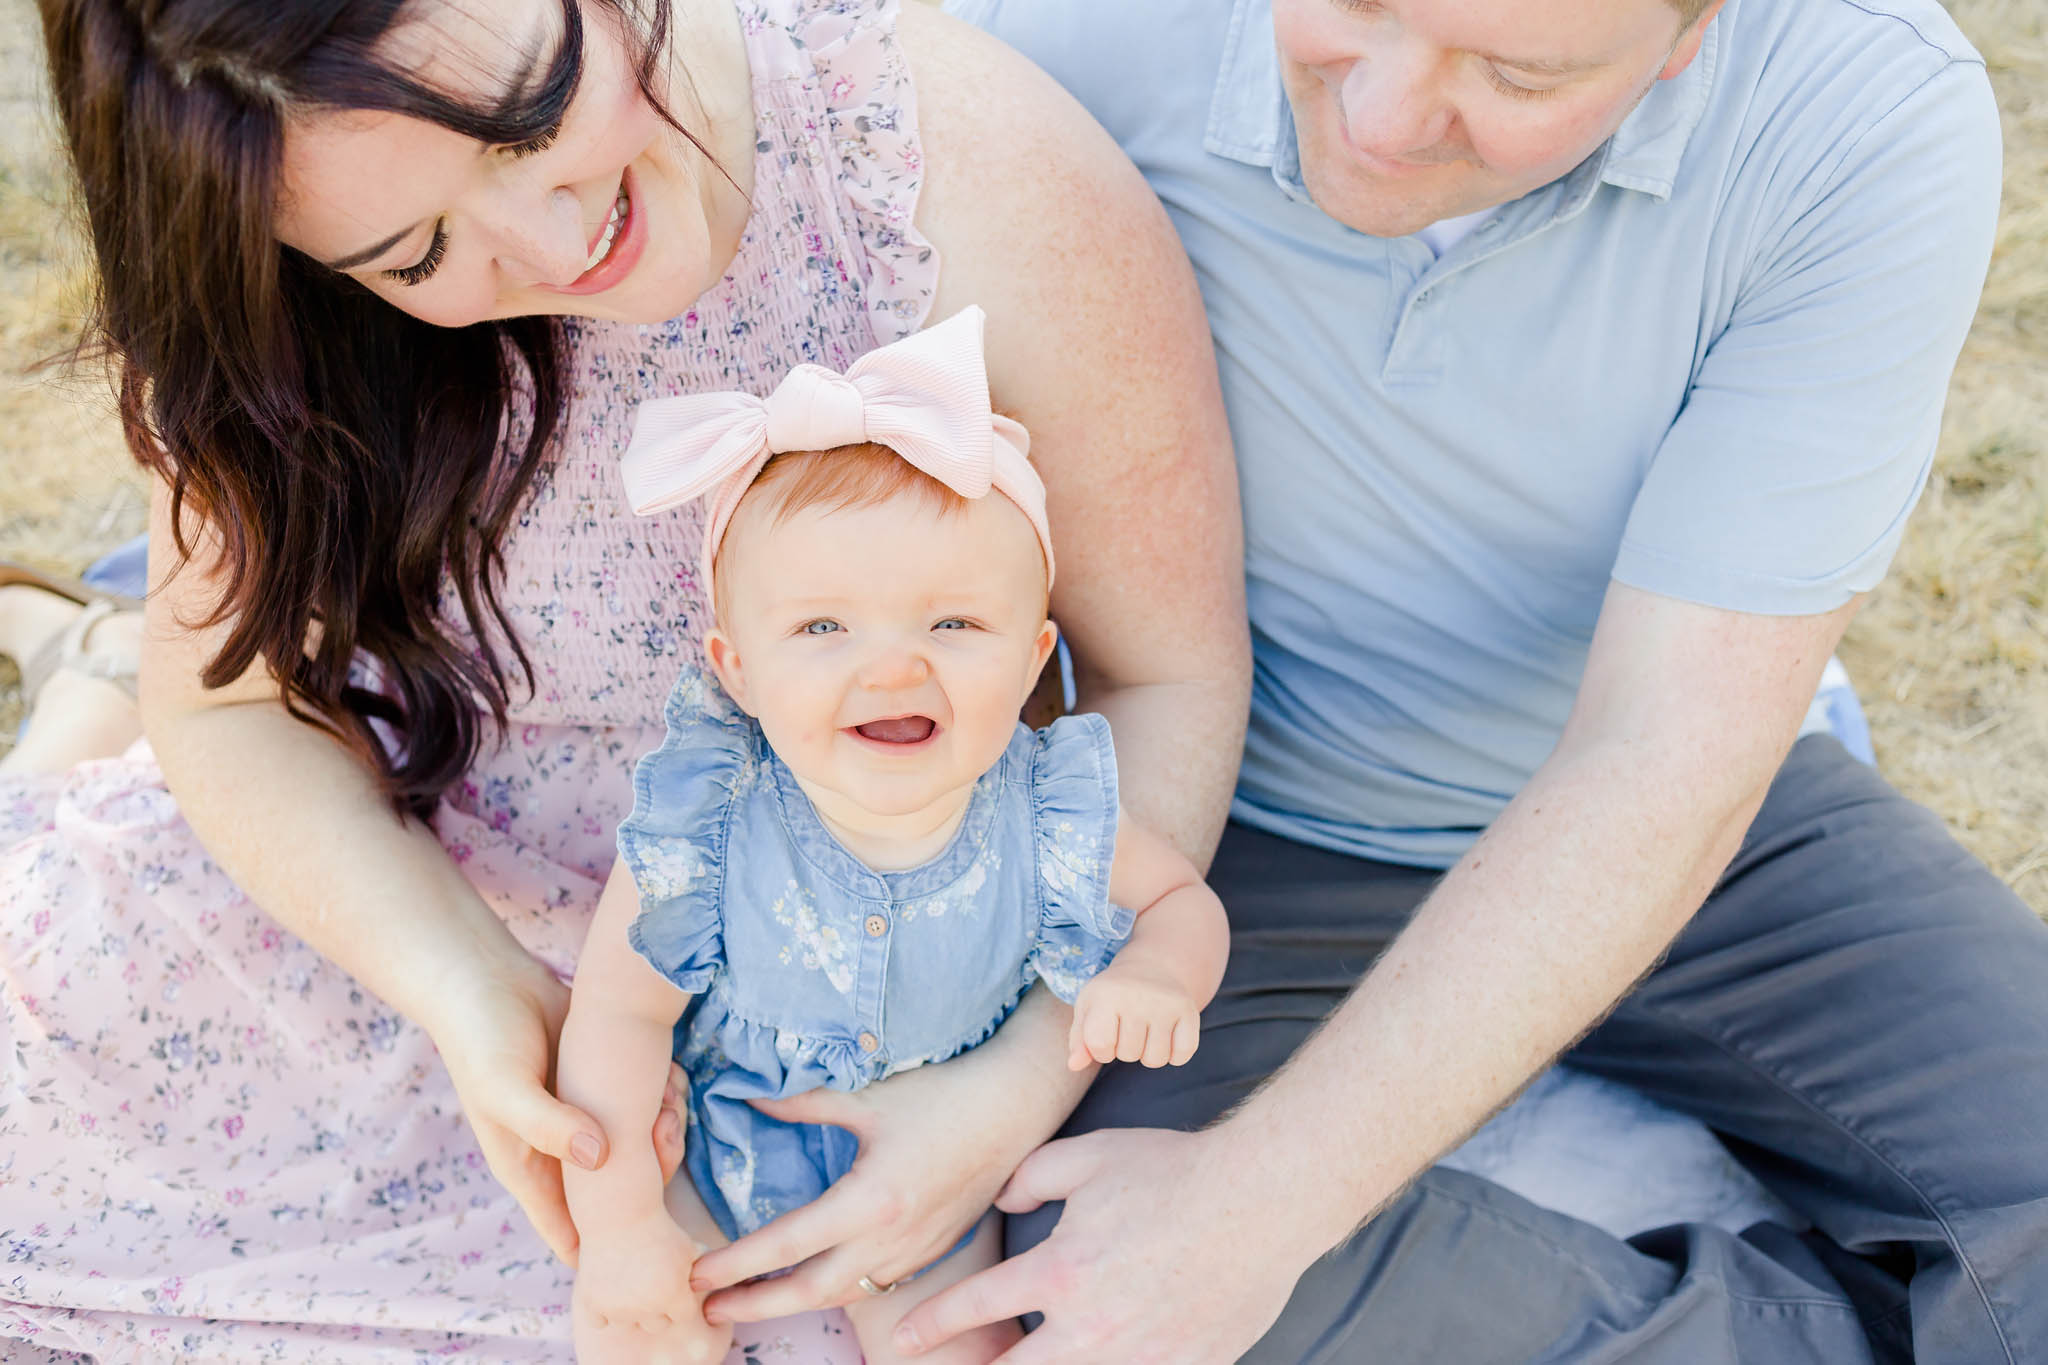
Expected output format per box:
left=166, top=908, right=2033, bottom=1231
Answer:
left=569, top=1132, right=602, bottom=1170
left=894, top=1323, right=923, bottom=1353
left=704, top=1310, right=728, bottom=1326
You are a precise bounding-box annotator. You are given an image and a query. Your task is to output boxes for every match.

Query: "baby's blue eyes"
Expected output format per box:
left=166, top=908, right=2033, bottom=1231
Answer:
left=799, top=618, right=971, bottom=635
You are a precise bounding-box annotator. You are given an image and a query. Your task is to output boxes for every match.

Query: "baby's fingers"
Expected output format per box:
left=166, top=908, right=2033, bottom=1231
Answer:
left=1170, top=1012, right=1201, bottom=1067
left=1113, top=1017, right=1149, bottom=1064
left=1080, top=997, right=1123, bottom=1066
left=1139, top=1019, right=1175, bottom=1069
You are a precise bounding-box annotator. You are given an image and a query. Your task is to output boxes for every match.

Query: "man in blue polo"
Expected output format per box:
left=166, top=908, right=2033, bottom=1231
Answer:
left=896, top=0, right=2039, bottom=1360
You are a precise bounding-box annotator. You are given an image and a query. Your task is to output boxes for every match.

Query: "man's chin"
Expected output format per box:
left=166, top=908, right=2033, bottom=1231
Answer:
left=1296, top=152, right=1488, bottom=239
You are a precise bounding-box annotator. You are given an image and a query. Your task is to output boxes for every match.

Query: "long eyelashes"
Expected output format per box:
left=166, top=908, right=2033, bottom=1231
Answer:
left=377, top=120, right=563, bottom=288
left=504, top=124, right=562, bottom=159
left=385, top=222, right=449, bottom=287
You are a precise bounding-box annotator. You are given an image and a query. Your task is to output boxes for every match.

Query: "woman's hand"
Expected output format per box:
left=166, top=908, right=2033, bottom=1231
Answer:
left=425, top=957, right=689, bottom=1264
left=690, top=991, right=1089, bottom=1322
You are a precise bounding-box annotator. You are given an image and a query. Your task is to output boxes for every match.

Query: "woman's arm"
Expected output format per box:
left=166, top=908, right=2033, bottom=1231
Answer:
left=909, top=1, right=1251, bottom=869
left=136, top=478, right=617, bottom=1261
left=693, top=7, right=1250, bottom=1323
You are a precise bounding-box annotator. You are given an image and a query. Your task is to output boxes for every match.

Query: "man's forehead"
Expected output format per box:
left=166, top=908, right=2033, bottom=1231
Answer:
left=1403, top=0, right=1681, bottom=68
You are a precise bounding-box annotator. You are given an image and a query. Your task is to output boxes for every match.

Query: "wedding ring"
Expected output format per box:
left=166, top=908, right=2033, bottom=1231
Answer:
left=857, top=1274, right=898, bottom=1297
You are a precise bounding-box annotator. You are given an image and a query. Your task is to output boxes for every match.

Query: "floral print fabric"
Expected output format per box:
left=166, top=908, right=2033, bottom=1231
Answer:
left=0, top=0, right=935, bottom=1358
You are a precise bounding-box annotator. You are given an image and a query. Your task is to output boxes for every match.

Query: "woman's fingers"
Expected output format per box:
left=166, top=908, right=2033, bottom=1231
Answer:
left=747, top=1086, right=870, bottom=1138
left=702, top=1244, right=873, bottom=1323
left=992, top=1136, right=1097, bottom=1215
left=690, top=1184, right=874, bottom=1291
left=486, top=1130, right=581, bottom=1264
left=653, top=1064, right=688, bottom=1183
left=488, top=1072, right=608, bottom=1171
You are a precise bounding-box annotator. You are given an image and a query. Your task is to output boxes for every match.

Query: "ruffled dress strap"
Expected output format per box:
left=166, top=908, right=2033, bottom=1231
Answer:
left=1028, top=713, right=1136, bottom=1002
left=738, top=0, right=940, bottom=344
left=615, top=670, right=757, bottom=992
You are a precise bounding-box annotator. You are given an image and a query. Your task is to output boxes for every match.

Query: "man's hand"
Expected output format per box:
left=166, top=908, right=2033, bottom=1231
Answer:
left=893, top=1128, right=1319, bottom=1363
left=1067, top=965, right=1201, bottom=1070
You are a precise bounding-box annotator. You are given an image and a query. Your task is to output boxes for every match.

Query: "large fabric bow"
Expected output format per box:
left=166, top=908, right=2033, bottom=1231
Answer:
left=619, top=306, right=1053, bottom=600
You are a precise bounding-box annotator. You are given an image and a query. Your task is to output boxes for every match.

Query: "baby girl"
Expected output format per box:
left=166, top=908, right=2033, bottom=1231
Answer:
left=558, top=307, right=1230, bottom=1364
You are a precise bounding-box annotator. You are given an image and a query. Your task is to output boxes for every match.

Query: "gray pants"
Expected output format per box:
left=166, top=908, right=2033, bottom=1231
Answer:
left=1008, top=737, right=2048, bottom=1362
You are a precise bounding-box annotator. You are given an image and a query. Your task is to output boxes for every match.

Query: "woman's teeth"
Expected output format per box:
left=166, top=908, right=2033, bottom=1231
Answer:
left=584, top=189, right=629, bottom=272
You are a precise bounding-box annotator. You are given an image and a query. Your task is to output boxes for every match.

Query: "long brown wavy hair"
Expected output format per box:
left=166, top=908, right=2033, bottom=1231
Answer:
left=38, top=0, right=685, bottom=818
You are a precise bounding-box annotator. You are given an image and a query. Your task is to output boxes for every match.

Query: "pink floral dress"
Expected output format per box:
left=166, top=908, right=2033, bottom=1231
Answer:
left=0, top=2, right=933, bottom=1358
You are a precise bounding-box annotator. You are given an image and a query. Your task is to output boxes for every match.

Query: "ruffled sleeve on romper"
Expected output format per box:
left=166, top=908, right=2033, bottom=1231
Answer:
left=616, top=672, right=754, bottom=993
left=1028, top=713, right=1138, bottom=1002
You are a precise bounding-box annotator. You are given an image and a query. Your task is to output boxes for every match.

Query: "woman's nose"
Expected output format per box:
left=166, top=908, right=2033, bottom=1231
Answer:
left=484, top=183, right=595, bottom=288
left=1339, top=41, right=1455, bottom=161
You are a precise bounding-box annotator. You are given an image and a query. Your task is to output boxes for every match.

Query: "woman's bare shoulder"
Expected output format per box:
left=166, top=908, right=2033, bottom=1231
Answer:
left=895, top=4, right=1189, bottom=334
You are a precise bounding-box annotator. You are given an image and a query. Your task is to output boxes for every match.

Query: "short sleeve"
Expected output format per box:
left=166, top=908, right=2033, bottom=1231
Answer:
left=1613, top=59, right=2002, bottom=614
left=616, top=670, right=753, bottom=993
left=1027, top=713, right=1136, bottom=1002
left=751, top=0, right=939, bottom=343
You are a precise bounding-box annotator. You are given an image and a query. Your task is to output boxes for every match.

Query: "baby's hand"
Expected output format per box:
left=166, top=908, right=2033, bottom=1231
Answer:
left=572, top=1212, right=730, bottom=1365
left=1068, top=962, right=1202, bottom=1070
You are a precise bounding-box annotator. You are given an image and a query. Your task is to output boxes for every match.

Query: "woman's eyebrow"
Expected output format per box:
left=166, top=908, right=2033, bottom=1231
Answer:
left=322, top=223, right=421, bottom=272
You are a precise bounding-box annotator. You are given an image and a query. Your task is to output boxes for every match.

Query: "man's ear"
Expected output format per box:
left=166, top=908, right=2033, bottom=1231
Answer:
left=705, top=628, right=754, bottom=714
left=1660, top=0, right=1727, bottom=80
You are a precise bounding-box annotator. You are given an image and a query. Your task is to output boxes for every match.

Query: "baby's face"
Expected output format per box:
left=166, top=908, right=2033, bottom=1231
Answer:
left=705, top=489, right=1057, bottom=827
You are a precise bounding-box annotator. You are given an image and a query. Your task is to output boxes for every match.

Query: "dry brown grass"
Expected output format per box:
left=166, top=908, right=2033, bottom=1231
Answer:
left=1839, top=0, right=2048, bottom=909
left=1, top=0, right=2042, bottom=910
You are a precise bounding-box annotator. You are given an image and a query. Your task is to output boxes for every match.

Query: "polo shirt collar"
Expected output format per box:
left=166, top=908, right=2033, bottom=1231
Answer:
left=1205, top=0, right=1719, bottom=207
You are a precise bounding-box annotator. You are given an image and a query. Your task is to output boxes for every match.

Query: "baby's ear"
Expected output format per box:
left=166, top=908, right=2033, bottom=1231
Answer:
left=705, top=629, right=753, bottom=713
left=1030, top=618, right=1059, bottom=682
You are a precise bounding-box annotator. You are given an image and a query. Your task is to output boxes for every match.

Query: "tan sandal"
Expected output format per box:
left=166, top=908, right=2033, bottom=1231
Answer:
left=0, top=560, right=144, bottom=703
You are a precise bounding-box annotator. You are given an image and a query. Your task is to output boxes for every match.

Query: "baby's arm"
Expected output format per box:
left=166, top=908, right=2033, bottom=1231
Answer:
left=559, top=859, right=727, bottom=1361
left=1070, top=808, right=1231, bottom=1070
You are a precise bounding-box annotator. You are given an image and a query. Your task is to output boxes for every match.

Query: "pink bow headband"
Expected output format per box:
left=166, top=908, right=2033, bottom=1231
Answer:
left=619, top=306, right=1053, bottom=606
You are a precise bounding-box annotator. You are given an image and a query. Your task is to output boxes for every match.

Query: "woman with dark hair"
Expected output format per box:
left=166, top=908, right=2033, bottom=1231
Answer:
left=0, top=0, right=1248, bottom=1357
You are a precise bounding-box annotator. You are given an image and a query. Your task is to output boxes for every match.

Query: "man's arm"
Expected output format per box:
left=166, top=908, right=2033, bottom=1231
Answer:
left=895, top=583, right=1860, bottom=1360
left=1220, top=584, right=1860, bottom=1244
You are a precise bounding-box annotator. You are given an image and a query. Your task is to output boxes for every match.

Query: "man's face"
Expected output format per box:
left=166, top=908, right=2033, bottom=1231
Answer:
left=1272, top=0, right=1722, bottom=237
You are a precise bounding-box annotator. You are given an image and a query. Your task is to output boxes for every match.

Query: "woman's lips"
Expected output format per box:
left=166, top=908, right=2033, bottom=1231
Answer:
left=553, top=164, right=647, bottom=296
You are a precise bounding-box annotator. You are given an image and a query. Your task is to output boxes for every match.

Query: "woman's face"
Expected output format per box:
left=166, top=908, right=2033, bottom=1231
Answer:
left=274, top=0, right=744, bottom=328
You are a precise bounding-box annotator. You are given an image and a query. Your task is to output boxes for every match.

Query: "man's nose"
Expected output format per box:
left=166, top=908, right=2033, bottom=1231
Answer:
left=1339, top=41, right=1455, bottom=161
left=485, top=183, right=594, bottom=288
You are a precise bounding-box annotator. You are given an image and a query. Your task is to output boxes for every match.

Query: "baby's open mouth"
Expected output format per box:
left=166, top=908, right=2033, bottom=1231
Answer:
left=851, top=716, right=937, bottom=744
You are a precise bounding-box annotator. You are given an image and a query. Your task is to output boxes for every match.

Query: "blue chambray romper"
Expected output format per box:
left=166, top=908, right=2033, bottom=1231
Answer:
left=616, top=670, right=1133, bottom=1252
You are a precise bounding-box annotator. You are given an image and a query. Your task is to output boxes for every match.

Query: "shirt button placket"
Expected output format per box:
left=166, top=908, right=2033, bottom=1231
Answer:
left=856, top=900, right=892, bottom=1066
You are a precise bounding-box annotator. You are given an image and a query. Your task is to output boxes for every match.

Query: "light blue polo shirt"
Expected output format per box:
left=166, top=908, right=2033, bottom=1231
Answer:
left=951, top=0, right=2001, bottom=867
